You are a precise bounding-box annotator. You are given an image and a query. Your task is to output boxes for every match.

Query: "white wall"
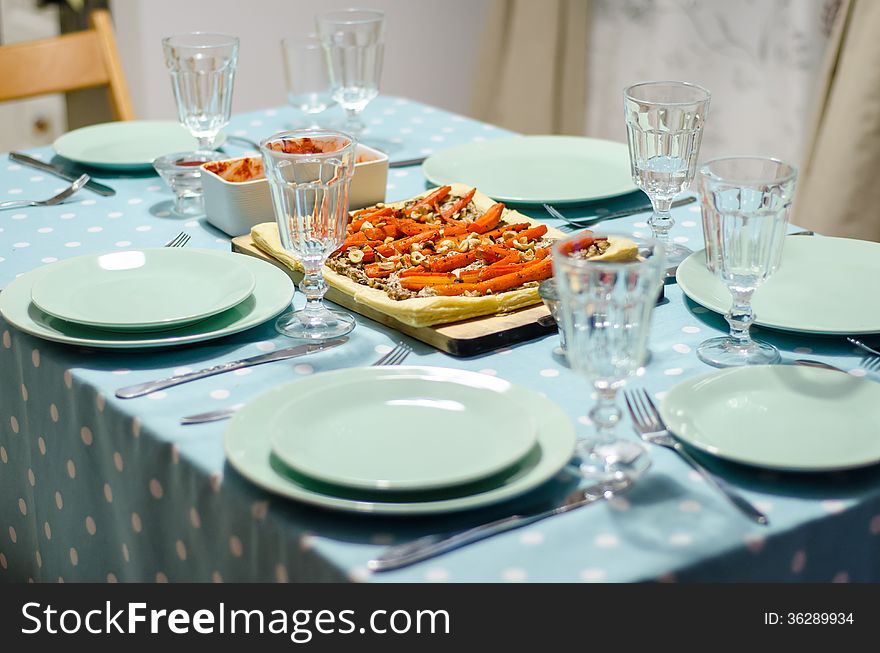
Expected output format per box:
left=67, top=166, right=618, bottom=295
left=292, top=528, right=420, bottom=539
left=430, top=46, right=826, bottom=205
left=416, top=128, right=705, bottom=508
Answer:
left=110, top=0, right=491, bottom=120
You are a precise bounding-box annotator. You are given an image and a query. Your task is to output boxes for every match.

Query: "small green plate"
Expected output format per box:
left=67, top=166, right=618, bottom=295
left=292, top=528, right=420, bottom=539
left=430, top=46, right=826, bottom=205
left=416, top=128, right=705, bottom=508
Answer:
left=30, top=249, right=255, bottom=331
left=269, top=367, right=537, bottom=492
left=676, top=236, right=880, bottom=335
left=422, top=136, right=637, bottom=205
left=53, top=120, right=227, bottom=171
left=225, top=366, right=577, bottom=515
left=661, top=365, right=880, bottom=471
left=0, top=252, right=293, bottom=349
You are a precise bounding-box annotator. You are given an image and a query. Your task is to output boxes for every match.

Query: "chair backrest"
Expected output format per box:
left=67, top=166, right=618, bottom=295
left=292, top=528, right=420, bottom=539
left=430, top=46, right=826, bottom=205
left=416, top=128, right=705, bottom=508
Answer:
left=0, top=9, right=134, bottom=121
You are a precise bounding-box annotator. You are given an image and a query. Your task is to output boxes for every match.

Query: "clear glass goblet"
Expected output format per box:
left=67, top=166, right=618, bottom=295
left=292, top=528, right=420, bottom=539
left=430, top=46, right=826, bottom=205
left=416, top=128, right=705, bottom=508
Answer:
left=281, top=34, right=336, bottom=128
left=696, top=156, right=797, bottom=367
left=162, top=32, right=239, bottom=150
left=553, top=233, right=666, bottom=488
left=260, top=129, right=358, bottom=340
left=316, top=9, right=384, bottom=138
left=624, top=81, right=711, bottom=270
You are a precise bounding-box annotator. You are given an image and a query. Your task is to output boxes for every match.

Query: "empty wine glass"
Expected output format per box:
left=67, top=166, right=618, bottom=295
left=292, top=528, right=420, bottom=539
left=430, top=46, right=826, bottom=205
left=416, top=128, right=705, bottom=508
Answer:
left=553, top=233, right=666, bottom=487
left=163, top=32, right=239, bottom=150
left=281, top=34, right=335, bottom=128
left=696, top=156, right=797, bottom=367
left=260, top=129, right=358, bottom=340
left=316, top=9, right=385, bottom=138
left=624, top=81, right=710, bottom=270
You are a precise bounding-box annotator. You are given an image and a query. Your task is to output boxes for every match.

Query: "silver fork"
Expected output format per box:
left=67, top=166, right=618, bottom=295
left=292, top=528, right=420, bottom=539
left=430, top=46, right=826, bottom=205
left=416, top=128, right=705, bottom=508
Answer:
left=178, top=341, right=413, bottom=424
left=624, top=388, right=769, bottom=526
left=862, top=356, right=880, bottom=373
left=0, top=174, right=89, bottom=211
left=372, top=341, right=413, bottom=366
left=848, top=337, right=880, bottom=358
left=164, top=232, right=191, bottom=248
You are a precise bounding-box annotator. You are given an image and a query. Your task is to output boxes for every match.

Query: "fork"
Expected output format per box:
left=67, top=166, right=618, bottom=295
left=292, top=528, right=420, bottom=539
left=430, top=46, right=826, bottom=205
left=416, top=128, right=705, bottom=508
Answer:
left=372, top=341, right=413, bottom=366
left=164, top=232, right=191, bottom=248
left=861, top=356, right=880, bottom=373
left=848, top=337, right=880, bottom=358
left=0, top=174, right=89, bottom=211
left=177, top=341, right=413, bottom=424
left=544, top=198, right=696, bottom=231
left=624, top=388, right=769, bottom=526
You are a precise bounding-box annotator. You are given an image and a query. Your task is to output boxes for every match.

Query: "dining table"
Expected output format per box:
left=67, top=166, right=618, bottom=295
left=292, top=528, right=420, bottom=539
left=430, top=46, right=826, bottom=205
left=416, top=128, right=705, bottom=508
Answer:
left=1, top=95, right=879, bottom=584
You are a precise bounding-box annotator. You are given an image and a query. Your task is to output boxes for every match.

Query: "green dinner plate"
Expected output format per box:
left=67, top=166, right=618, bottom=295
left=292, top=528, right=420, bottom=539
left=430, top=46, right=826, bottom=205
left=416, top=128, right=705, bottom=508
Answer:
left=30, top=249, right=255, bottom=331
left=422, top=136, right=638, bottom=205
left=269, top=367, right=538, bottom=492
left=0, top=252, right=293, bottom=349
left=676, top=236, right=880, bottom=335
left=53, top=121, right=227, bottom=171
left=661, top=365, right=880, bottom=471
left=225, top=367, right=577, bottom=515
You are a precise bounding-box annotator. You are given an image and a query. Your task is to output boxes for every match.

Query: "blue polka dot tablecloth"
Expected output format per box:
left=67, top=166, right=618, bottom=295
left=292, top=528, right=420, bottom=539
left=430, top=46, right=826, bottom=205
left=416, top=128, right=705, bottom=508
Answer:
left=2, top=96, right=880, bottom=583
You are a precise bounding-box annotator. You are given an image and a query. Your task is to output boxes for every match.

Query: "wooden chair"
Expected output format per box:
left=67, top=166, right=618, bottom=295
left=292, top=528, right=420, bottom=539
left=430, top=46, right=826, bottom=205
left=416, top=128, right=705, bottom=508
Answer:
left=0, top=9, right=134, bottom=121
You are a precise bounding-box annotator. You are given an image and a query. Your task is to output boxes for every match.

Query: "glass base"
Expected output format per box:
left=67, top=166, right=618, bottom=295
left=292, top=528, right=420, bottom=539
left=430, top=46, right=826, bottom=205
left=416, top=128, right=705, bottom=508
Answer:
left=662, top=242, right=693, bottom=275
left=696, top=336, right=781, bottom=368
left=275, top=308, right=356, bottom=340
left=576, top=438, right=651, bottom=489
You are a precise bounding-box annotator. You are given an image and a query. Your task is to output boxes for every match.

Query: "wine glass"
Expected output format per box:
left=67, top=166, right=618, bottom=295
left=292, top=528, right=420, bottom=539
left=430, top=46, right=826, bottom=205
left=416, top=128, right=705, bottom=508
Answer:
left=623, top=81, right=711, bottom=270
left=281, top=34, right=335, bottom=128
left=553, top=233, right=666, bottom=487
left=162, top=32, right=239, bottom=151
left=260, top=129, right=358, bottom=340
left=316, top=9, right=385, bottom=138
left=696, top=156, right=797, bottom=367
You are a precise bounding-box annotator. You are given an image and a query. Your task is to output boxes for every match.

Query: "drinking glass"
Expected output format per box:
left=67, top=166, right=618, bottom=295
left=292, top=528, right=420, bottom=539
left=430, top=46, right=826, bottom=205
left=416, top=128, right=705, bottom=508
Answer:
left=281, top=34, right=335, bottom=127
left=163, top=32, right=239, bottom=150
left=553, top=233, right=666, bottom=487
left=260, top=129, right=357, bottom=340
left=316, top=9, right=385, bottom=138
left=624, top=81, right=711, bottom=269
left=696, top=156, right=797, bottom=367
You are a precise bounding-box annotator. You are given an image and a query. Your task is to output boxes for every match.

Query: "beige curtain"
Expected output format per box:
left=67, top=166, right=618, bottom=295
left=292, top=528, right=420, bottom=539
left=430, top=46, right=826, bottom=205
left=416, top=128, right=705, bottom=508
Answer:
left=794, top=0, right=880, bottom=241
left=469, top=0, right=589, bottom=135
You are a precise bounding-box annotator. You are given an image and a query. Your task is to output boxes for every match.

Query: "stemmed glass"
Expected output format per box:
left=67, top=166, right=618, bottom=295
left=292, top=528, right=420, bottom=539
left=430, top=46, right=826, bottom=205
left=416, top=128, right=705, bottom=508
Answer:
left=696, top=156, right=797, bottom=367
left=162, top=33, right=239, bottom=151
left=281, top=34, right=335, bottom=128
left=624, top=81, right=711, bottom=270
left=260, top=129, right=358, bottom=340
left=316, top=9, right=385, bottom=138
left=553, top=233, right=666, bottom=487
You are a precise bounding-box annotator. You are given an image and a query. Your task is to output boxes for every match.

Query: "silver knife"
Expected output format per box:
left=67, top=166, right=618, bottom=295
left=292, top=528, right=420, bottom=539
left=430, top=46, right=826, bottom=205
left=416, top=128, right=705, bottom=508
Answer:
left=180, top=404, right=244, bottom=425
left=9, top=152, right=116, bottom=197
left=115, top=337, right=348, bottom=399
left=389, top=156, right=428, bottom=168
left=368, top=477, right=633, bottom=572
left=562, top=196, right=697, bottom=226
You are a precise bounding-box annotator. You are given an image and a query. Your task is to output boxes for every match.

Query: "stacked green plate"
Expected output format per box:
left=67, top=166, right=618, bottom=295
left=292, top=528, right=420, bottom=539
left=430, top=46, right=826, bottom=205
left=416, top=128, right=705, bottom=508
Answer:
left=225, top=366, right=577, bottom=515
left=0, top=251, right=293, bottom=349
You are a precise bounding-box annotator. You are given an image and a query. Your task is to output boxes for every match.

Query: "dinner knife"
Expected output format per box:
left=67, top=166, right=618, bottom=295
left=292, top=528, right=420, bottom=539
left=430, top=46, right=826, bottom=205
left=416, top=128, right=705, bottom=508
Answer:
left=9, top=152, right=116, bottom=197
left=561, top=196, right=697, bottom=226
left=368, top=477, right=633, bottom=572
left=389, top=156, right=428, bottom=168
left=115, top=337, right=348, bottom=399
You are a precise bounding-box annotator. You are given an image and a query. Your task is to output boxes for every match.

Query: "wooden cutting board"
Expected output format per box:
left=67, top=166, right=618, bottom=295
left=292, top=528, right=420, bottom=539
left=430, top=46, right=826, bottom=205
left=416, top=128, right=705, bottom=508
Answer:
left=231, top=235, right=557, bottom=357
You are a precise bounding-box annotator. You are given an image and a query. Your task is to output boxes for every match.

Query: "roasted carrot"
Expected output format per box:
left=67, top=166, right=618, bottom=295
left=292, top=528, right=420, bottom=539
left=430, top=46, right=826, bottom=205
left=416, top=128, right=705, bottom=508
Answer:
left=349, top=207, right=395, bottom=232
left=399, top=273, right=457, bottom=290
left=498, top=224, right=548, bottom=247
left=438, top=188, right=476, bottom=221
left=469, top=203, right=504, bottom=234
left=403, top=185, right=451, bottom=216
left=398, top=219, right=439, bottom=236
left=364, top=262, right=396, bottom=278
left=433, top=258, right=552, bottom=296
left=427, top=250, right=479, bottom=273
left=479, top=222, right=531, bottom=241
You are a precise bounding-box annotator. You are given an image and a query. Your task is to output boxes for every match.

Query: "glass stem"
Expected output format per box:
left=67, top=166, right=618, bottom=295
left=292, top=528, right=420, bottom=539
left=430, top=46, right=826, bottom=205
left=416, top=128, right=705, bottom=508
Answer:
left=648, top=198, right=674, bottom=246
left=589, top=383, right=621, bottom=445
left=299, top=262, right=329, bottom=324
left=196, top=135, right=215, bottom=150
left=343, top=108, right=364, bottom=135
left=726, top=289, right=756, bottom=347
